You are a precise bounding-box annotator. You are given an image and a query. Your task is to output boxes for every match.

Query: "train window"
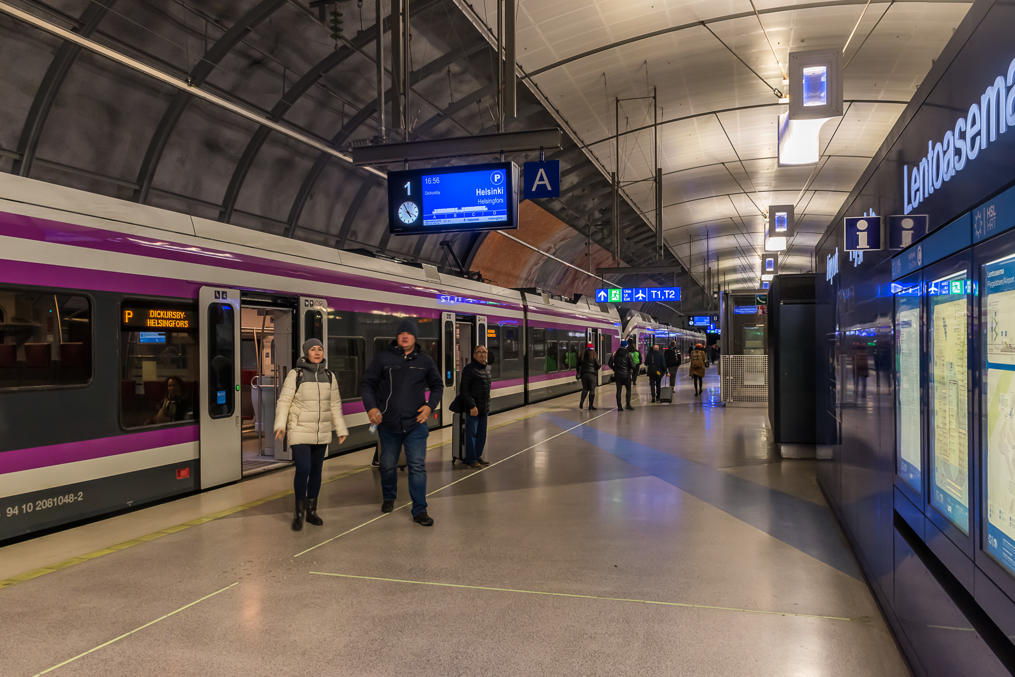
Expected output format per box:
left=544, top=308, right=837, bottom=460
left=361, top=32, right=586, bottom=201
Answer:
left=327, top=336, right=365, bottom=402
left=486, top=326, right=500, bottom=379
left=545, top=339, right=559, bottom=372
left=0, top=288, right=91, bottom=390
left=568, top=341, right=579, bottom=369
left=304, top=309, right=324, bottom=342
left=531, top=328, right=545, bottom=359
left=502, top=326, right=520, bottom=360
left=374, top=337, right=394, bottom=355
left=120, top=301, right=199, bottom=428
left=207, top=302, right=235, bottom=419
left=443, top=320, right=455, bottom=386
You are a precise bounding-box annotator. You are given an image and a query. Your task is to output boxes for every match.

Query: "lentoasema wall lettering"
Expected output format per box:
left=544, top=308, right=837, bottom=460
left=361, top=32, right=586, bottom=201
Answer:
left=904, top=56, right=1015, bottom=213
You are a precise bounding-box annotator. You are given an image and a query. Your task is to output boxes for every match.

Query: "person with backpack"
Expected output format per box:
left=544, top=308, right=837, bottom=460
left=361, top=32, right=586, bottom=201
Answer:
left=689, top=343, right=707, bottom=397
left=663, top=341, right=681, bottom=388
left=362, top=319, right=443, bottom=527
left=576, top=343, right=600, bottom=410
left=646, top=344, right=667, bottom=403
left=609, top=340, right=636, bottom=411
left=274, top=339, right=348, bottom=531
left=628, top=342, right=642, bottom=385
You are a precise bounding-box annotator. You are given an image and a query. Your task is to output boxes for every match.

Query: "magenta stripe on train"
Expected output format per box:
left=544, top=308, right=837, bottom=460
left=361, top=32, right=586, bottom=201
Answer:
left=1, top=426, right=200, bottom=474
left=0, top=211, right=523, bottom=311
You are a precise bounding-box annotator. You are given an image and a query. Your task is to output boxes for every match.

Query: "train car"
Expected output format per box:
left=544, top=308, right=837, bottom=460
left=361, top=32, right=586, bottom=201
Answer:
left=622, top=310, right=705, bottom=363
left=522, top=292, right=621, bottom=403
left=0, top=174, right=620, bottom=540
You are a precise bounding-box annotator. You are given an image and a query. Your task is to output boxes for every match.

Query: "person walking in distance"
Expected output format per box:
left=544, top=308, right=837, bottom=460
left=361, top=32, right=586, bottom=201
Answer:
left=689, top=343, right=707, bottom=397
left=577, top=343, right=601, bottom=410
left=460, top=344, right=492, bottom=468
left=274, top=339, right=348, bottom=531
left=646, top=344, right=666, bottom=403
left=362, top=319, right=443, bottom=526
left=663, top=341, right=681, bottom=388
left=609, top=340, right=636, bottom=411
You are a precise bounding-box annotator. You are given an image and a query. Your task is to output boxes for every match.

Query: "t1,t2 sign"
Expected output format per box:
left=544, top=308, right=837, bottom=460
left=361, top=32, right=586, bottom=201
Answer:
left=387, top=162, right=519, bottom=235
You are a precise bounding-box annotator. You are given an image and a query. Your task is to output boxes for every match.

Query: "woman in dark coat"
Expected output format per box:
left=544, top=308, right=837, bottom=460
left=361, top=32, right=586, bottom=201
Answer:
left=689, top=343, right=707, bottom=396
left=576, top=344, right=601, bottom=410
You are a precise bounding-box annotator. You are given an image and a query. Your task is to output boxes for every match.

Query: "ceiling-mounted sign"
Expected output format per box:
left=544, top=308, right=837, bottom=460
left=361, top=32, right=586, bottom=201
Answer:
left=845, top=215, right=883, bottom=251
left=789, top=49, right=843, bottom=120
left=691, top=316, right=710, bottom=326
left=387, top=162, right=519, bottom=235
left=767, top=204, right=795, bottom=239
left=761, top=253, right=779, bottom=276
left=595, top=287, right=681, bottom=303
left=888, top=214, right=928, bottom=250
left=522, top=160, right=560, bottom=199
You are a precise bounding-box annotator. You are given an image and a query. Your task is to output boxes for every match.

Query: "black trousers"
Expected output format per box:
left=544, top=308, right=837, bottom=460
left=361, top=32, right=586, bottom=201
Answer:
left=615, top=377, right=632, bottom=408
left=692, top=375, right=703, bottom=394
left=579, top=375, right=597, bottom=408
left=649, top=374, right=662, bottom=400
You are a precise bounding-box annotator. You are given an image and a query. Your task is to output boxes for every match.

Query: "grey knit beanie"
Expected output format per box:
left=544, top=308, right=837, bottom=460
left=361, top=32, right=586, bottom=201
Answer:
left=302, top=338, right=324, bottom=356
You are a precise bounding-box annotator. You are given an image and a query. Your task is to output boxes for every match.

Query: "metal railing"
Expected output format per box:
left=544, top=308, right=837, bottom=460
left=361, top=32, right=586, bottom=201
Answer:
left=720, top=355, right=768, bottom=406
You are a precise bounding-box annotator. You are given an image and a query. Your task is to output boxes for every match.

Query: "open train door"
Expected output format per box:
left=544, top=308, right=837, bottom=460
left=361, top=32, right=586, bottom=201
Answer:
left=199, top=287, right=242, bottom=489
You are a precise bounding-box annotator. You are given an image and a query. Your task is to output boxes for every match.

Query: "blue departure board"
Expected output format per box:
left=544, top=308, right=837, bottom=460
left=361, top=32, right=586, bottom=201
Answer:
left=387, top=162, right=519, bottom=235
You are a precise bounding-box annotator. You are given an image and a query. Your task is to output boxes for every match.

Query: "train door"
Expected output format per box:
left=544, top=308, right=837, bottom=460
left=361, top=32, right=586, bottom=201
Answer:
left=241, top=304, right=294, bottom=473
left=440, top=312, right=456, bottom=424
left=199, top=287, right=242, bottom=489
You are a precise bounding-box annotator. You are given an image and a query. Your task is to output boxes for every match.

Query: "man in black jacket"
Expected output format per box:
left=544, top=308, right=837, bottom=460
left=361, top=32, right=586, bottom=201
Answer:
left=362, top=319, right=443, bottom=526
left=460, top=345, right=492, bottom=468
left=609, top=340, right=635, bottom=411
left=646, top=344, right=667, bottom=402
left=663, top=341, right=681, bottom=388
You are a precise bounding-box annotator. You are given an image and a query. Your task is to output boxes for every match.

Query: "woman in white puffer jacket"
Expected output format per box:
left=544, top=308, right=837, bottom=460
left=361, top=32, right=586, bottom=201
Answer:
left=274, top=339, right=348, bottom=531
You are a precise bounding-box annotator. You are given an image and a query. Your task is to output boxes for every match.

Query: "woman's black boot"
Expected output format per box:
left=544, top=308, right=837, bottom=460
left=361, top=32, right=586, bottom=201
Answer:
left=305, top=498, right=324, bottom=526
left=292, top=499, right=305, bottom=531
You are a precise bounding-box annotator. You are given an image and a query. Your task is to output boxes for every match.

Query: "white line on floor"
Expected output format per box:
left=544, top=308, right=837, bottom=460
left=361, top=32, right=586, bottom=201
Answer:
left=292, top=409, right=615, bottom=558
left=308, top=571, right=855, bottom=622
left=33, top=581, right=239, bottom=676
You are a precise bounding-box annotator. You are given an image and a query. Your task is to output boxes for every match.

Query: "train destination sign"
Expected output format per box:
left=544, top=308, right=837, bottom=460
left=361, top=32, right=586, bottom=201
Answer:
left=387, top=162, right=519, bottom=236
left=122, top=306, right=195, bottom=330
left=594, top=287, right=681, bottom=303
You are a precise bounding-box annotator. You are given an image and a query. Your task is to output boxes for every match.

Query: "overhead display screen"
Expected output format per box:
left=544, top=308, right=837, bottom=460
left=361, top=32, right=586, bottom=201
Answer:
left=929, top=273, right=970, bottom=532
left=984, top=256, right=1015, bottom=575
left=387, top=162, right=519, bottom=235
left=691, top=316, right=710, bottom=326
left=895, top=294, right=922, bottom=491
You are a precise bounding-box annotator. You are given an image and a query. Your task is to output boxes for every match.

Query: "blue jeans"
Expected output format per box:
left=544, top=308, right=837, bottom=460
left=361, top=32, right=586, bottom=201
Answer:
left=292, top=443, right=327, bottom=501
left=378, top=423, right=429, bottom=515
left=465, top=413, right=488, bottom=464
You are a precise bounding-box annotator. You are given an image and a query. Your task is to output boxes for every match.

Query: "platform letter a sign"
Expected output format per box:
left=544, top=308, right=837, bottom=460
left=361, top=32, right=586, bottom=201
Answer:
left=523, top=160, right=560, bottom=199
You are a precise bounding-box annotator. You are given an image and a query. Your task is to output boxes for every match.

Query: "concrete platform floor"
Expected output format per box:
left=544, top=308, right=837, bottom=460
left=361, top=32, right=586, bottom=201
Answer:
left=0, top=373, right=910, bottom=676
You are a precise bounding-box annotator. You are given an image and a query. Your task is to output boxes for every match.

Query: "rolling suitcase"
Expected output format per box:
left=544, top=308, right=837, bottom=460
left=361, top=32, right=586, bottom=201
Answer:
left=658, top=386, right=673, bottom=403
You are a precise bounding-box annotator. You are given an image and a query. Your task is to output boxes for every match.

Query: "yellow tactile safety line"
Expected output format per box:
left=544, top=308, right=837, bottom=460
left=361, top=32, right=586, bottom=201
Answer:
left=308, top=572, right=855, bottom=622
left=0, top=466, right=370, bottom=591
left=32, top=581, right=239, bottom=676
left=0, top=406, right=556, bottom=591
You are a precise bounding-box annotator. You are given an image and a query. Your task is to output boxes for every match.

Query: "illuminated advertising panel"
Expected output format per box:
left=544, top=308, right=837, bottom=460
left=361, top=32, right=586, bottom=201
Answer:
left=984, top=256, right=1015, bottom=574
left=929, top=273, right=969, bottom=532
left=896, top=293, right=922, bottom=491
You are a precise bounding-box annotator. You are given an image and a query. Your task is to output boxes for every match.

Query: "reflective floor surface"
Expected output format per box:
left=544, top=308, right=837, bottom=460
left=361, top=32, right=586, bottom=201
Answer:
left=0, top=372, right=909, bottom=676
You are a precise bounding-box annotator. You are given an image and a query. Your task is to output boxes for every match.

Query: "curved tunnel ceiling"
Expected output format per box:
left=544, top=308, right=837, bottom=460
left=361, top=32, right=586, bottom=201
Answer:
left=0, top=0, right=707, bottom=323
left=0, top=0, right=973, bottom=319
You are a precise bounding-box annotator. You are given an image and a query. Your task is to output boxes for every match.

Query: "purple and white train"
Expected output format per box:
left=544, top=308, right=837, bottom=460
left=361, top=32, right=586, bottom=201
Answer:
left=0, top=174, right=633, bottom=541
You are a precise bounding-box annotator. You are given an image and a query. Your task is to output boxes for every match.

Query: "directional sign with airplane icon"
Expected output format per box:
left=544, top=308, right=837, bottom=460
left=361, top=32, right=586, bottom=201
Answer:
left=594, top=287, right=681, bottom=303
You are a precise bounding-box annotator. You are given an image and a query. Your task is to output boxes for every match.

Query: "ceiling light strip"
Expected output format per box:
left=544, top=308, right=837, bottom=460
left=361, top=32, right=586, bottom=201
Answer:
left=0, top=2, right=387, bottom=180
left=842, top=0, right=874, bottom=55
left=749, top=0, right=788, bottom=80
